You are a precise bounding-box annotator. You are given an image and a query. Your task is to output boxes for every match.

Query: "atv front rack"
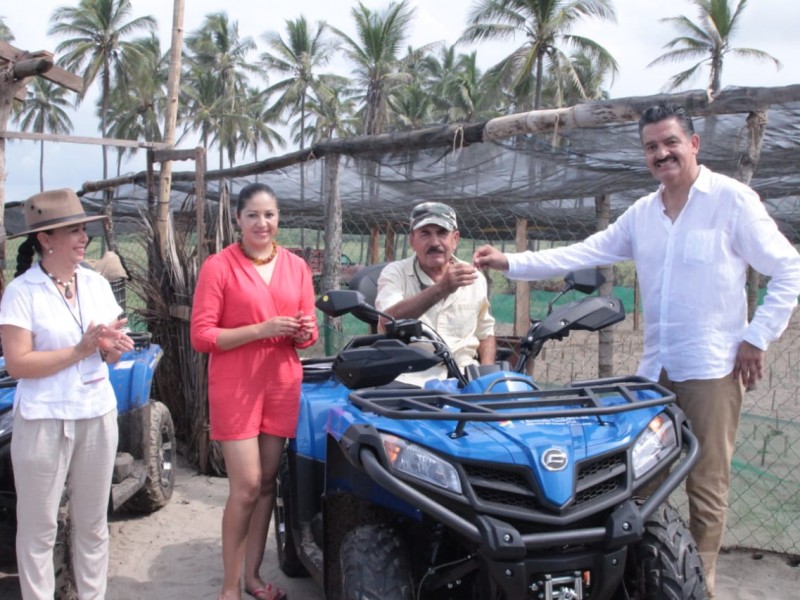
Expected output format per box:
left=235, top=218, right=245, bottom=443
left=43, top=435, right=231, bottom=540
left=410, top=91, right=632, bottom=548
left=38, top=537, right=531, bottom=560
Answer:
left=348, top=376, right=675, bottom=439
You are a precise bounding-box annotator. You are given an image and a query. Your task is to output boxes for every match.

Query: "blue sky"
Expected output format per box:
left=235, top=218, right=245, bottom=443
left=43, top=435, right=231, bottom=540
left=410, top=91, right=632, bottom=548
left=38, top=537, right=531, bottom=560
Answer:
left=2, top=0, right=797, bottom=202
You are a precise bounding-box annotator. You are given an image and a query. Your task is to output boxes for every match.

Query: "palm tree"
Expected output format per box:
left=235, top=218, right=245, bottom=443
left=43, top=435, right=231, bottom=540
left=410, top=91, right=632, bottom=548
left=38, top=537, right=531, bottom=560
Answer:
left=105, top=33, right=167, bottom=175
left=260, top=16, right=335, bottom=152
left=424, top=46, right=503, bottom=123
left=179, top=70, right=223, bottom=154
left=459, top=0, right=618, bottom=110
left=543, top=50, right=612, bottom=107
left=330, top=0, right=416, bottom=136
left=0, top=16, right=13, bottom=42
left=49, top=0, right=156, bottom=184
left=648, top=0, right=781, bottom=95
left=305, top=83, right=359, bottom=143
left=237, top=87, right=285, bottom=166
left=388, top=83, right=433, bottom=130
left=12, top=77, right=74, bottom=191
left=184, top=12, right=259, bottom=169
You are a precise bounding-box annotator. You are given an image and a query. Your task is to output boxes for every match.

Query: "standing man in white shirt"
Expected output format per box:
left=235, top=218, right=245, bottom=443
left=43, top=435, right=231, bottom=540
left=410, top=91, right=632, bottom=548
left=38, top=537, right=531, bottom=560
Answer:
left=375, top=202, right=496, bottom=386
left=472, top=103, right=800, bottom=597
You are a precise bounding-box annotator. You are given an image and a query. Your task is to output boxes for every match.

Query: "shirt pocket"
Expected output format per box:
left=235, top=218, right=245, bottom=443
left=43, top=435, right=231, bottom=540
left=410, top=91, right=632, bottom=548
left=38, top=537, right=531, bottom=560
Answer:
left=683, top=229, right=716, bottom=265
left=438, top=300, right=474, bottom=338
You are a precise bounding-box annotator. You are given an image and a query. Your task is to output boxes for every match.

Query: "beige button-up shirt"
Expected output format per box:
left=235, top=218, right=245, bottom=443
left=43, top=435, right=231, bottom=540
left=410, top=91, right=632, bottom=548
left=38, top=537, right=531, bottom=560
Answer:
left=376, top=256, right=495, bottom=386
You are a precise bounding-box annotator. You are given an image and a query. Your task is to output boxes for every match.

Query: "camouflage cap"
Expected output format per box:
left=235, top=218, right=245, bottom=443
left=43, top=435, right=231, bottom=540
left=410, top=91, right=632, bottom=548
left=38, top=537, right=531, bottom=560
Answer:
left=409, top=202, right=457, bottom=232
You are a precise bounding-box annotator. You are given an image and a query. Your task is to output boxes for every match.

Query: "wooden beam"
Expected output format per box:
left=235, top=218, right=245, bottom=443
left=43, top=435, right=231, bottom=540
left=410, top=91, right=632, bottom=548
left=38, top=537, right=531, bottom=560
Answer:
left=0, top=41, right=83, bottom=93
left=0, top=41, right=22, bottom=62
left=0, top=130, right=167, bottom=149
left=40, top=65, right=84, bottom=94
left=484, top=84, right=800, bottom=140
left=12, top=55, right=54, bottom=79
left=152, top=148, right=197, bottom=163
left=75, top=84, right=800, bottom=195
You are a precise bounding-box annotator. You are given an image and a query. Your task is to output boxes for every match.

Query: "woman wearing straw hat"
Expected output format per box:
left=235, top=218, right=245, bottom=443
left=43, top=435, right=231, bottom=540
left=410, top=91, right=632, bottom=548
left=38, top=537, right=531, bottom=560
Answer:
left=0, top=188, right=134, bottom=599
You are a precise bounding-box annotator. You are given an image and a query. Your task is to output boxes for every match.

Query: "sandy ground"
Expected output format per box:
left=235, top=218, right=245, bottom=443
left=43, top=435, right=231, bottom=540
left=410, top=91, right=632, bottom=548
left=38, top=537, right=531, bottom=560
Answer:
left=0, top=461, right=798, bottom=599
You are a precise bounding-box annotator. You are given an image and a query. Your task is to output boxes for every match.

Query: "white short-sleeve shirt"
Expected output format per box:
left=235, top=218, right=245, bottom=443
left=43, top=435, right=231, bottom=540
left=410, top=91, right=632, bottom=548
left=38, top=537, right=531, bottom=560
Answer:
left=0, top=262, right=122, bottom=419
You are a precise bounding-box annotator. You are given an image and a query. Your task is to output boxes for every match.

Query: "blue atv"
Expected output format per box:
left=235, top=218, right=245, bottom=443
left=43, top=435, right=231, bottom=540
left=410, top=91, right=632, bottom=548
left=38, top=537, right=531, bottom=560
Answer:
left=274, top=268, right=708, bottom=600
left=0, top=331, right=174, bottom=597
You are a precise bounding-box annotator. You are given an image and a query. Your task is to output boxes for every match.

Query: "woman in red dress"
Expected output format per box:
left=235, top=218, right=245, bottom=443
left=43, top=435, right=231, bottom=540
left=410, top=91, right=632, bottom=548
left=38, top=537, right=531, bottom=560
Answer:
left=191, top=182, right=318, bottom=600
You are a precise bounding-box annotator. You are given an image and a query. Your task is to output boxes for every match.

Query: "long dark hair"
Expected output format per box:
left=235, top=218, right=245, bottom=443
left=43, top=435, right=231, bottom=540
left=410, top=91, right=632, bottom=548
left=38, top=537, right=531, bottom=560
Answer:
left=14, top=234, right=44, bottom=278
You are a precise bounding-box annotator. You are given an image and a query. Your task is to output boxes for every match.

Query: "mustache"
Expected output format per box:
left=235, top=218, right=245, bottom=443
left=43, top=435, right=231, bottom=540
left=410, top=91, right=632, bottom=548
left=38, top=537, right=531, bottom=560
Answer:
left=655, top=155, right=676, bottom=167
left=425, top=248, right=445, bottom=255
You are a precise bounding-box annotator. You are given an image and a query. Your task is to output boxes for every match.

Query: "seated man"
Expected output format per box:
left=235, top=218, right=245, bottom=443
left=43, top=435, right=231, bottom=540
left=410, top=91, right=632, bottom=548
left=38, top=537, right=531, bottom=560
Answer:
left=375, top=202, right=496, bottom=386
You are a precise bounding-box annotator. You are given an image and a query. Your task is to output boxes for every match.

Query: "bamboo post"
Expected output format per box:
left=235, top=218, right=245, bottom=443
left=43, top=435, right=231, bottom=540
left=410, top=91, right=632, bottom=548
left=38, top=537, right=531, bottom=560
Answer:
left=156, top=0, right=185, bottom=260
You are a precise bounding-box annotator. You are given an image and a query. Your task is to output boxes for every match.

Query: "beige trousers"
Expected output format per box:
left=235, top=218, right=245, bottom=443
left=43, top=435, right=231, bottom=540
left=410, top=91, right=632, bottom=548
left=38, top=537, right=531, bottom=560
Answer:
left=11, top=409, right=118, bottom=600
left=659, top=370, right=743, bottom=598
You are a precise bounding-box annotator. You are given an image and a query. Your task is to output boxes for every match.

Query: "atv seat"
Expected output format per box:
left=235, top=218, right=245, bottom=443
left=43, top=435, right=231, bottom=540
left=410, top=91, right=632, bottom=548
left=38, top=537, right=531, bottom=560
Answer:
left=347, top=262, right=388, bottom=332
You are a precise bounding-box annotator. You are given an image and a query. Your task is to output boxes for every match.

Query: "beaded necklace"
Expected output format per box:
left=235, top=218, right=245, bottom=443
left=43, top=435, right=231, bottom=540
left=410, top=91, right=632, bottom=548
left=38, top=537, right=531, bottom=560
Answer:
left=40, top=262, right=84, bottom=332
left=239, top=240, right=278, bottom=266
left=40, top=262, right=76, bottom=299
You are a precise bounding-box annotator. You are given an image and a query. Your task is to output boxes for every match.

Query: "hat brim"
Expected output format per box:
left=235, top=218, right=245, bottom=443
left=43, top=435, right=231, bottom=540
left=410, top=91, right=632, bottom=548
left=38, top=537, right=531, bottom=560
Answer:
left=8, top=214, right=108, bottom=239
left=411, top=216, right=456, bottom=232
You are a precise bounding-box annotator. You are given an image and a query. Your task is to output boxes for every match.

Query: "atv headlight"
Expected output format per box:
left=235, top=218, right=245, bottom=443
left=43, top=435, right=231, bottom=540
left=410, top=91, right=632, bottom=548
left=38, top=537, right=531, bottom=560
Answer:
left=632, top=413, right=677, bottom=479
left=381, top=434, right=462, bottom=494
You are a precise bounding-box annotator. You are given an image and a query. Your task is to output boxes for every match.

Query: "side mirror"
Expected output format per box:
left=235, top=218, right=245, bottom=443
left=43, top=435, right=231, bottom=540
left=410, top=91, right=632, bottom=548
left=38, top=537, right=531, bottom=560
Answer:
left=564, top=268, right=606, bottom=295
left=315, top=289, right=369, bottom=317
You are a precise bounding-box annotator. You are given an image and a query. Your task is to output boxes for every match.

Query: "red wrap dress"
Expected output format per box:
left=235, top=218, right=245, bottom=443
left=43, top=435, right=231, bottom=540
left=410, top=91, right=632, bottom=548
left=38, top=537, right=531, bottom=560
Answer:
left=190, top=243, right=318, bottom=440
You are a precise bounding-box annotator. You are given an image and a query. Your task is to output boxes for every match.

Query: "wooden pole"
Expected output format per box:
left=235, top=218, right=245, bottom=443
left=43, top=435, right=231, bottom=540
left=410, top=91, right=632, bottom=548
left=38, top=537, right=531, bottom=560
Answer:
left=369, top=227, right=380, bottom=265
left=156, top=0, right=185, bottom=259
left=595, top=194, right=613, bottom=378
left=735, top=111, right=768, bottom=321
left=384, top=223, right=396, bottom=262
left=514, top=217, right=530, bottom=336
left=195, top=147, right=207, bottom=266
left=0, top=63, right=29, bottom=293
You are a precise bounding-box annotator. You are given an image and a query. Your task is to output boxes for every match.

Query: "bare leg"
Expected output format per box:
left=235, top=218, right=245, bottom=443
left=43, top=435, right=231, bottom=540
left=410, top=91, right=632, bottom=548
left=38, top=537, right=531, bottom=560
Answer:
left=243, top=434, right=285, bottom=593
left=218, top=438, right=262, bottom=600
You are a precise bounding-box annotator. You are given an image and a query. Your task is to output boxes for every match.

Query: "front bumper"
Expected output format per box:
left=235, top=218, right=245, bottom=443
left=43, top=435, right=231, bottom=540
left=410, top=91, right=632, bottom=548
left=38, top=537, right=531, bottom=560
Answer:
left=353, top=422, right=699, bottom=599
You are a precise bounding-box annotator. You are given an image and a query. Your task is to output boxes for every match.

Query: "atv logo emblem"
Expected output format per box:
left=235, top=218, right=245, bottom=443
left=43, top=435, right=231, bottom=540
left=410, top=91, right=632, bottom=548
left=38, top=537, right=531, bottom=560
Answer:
left=541, top=448, right=568, bottom=472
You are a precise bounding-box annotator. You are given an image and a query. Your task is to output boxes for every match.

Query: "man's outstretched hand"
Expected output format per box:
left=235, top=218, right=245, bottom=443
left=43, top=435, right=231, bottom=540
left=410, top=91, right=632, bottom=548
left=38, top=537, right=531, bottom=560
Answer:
left=473, top=245, right=509, bottom=271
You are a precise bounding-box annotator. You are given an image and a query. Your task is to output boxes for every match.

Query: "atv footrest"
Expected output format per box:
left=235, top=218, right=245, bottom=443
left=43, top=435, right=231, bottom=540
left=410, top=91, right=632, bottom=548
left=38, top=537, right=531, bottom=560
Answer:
left=110, top=462, right=146, bottom=511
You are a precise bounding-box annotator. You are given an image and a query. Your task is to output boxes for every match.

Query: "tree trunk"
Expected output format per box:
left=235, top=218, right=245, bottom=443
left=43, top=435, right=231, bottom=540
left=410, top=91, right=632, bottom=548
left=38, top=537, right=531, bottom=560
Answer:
left=733, top=110, right=768, bottom=320
left=321, top=154, right=343, bottom=356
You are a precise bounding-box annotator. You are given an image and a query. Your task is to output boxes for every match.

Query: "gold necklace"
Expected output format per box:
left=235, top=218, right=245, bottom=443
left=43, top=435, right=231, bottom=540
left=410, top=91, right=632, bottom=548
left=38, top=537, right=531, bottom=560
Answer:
left=239, top=240, right=278, bottom=266
left=40, top=262, right=76, bottom=299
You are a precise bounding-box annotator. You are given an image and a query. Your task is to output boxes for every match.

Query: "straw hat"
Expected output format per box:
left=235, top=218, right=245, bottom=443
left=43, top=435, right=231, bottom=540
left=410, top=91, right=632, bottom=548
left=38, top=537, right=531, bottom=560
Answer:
left=9, top=188, right=107, bottom=239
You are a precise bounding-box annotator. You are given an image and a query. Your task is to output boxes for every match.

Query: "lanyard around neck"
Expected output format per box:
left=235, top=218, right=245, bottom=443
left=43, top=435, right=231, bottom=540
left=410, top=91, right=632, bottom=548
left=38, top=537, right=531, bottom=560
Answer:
left=40, top=262, right=84, bottom=334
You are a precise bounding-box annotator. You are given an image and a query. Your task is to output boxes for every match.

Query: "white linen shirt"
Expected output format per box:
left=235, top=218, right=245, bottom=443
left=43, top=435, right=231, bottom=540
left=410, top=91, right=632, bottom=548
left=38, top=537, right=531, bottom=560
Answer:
left=506, top=166, right=800, bottom=382
left=376, top=256, right=496, bottom=385
left=0, top=262, right=122, bottom=419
